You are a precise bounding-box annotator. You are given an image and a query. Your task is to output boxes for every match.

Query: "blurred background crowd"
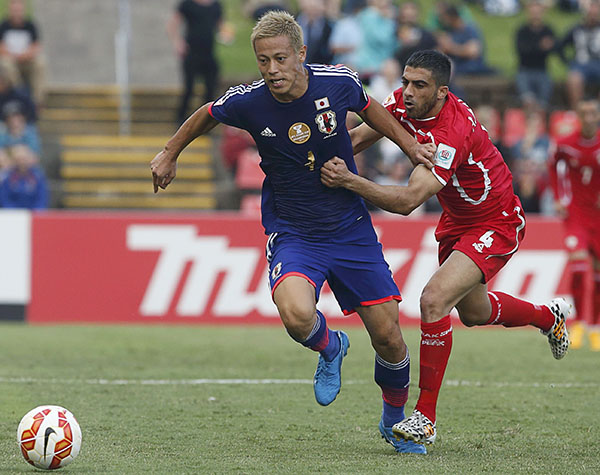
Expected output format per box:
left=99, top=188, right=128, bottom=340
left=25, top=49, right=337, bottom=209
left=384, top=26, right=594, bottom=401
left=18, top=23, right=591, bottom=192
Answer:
left=3, top=0, right=600, bottom=215
left=0, top=0, right=45, bottom=209
left=215, top=0, right=600, bottom=216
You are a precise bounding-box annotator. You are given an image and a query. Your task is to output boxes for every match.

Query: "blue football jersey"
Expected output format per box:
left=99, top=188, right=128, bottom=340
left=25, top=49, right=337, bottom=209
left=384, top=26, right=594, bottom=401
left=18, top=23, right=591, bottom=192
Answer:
left=209, top=64, right=372, bottom=237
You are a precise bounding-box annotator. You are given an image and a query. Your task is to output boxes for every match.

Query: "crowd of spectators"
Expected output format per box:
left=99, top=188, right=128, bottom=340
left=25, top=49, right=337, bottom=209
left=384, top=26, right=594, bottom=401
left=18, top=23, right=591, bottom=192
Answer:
left=222, top=0, right=600, bottom=216
left=4, top=0, right=596, bottom=214
left=0, top=0, right=46, bottom=210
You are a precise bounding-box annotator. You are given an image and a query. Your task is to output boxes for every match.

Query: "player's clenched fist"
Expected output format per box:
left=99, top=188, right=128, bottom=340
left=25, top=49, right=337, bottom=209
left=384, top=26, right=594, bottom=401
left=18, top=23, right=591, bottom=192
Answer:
left=150, top=149, right=178, bottom=193
left=321, top=157, right=353, bottom=188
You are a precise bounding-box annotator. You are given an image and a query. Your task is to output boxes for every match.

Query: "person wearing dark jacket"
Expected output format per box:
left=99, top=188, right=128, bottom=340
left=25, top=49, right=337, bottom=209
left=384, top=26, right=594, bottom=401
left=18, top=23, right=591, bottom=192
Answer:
left=515, top=0, right=556, bottom=111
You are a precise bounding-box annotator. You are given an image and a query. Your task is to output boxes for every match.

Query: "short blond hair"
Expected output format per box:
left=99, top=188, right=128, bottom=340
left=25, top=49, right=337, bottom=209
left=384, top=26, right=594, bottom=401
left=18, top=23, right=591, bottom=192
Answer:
left=251, top=10, right=304, bottom=53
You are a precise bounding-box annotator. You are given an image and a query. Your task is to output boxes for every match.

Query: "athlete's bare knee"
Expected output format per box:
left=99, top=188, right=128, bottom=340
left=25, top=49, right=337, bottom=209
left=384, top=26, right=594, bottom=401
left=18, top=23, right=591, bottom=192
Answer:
left=370, top=324, right=407, bottom=361
left=419, top=287, right=446, bottom=323
left=371, top=323, right=404, bottom=351
left=276, top=299, right=315, bottom=340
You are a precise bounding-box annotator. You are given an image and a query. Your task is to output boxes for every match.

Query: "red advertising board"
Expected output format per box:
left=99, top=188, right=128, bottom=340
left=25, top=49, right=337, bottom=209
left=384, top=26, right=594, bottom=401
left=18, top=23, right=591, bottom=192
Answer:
left=29, top=212, right=572, bottom=325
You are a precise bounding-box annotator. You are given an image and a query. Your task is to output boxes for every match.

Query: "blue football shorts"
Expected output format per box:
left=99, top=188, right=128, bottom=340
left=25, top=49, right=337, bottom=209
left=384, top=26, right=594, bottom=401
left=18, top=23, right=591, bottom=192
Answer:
left=265, top=230, right=401, bottom=315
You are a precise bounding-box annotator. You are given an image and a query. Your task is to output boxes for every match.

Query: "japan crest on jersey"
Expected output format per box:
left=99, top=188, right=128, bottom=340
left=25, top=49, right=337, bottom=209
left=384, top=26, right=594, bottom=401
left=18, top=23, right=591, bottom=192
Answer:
left=315, top=110, right=337, bottom=135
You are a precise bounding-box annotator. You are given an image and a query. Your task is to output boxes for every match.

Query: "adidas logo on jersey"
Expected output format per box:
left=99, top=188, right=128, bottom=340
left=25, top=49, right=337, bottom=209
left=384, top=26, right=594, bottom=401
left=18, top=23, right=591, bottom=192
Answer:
left=261, top=127, right=276, bottom=137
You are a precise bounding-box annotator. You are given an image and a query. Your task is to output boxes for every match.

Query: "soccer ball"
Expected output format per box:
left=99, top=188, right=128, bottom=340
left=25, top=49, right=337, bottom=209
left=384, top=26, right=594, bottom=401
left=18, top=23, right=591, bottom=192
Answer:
left=17, top=405, right=82, bottom=470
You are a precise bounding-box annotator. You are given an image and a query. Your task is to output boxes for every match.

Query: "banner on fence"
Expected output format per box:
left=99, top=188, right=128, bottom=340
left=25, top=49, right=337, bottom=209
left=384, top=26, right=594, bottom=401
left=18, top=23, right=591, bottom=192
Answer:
left=25, top=212, right=570, bottom=325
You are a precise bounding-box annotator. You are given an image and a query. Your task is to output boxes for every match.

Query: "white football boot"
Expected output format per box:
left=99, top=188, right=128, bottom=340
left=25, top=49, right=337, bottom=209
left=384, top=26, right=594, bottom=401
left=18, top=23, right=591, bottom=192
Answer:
left=392, top=410, right=437, bottom=445
left=541, top=298, right=571, bottom=360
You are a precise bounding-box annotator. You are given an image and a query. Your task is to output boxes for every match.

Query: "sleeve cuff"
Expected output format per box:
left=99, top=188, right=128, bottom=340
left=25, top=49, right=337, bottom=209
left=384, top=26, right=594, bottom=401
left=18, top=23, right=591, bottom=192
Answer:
left=360, top=96, right=371, bottom=112
left=431, top=168, right=447, bottom=186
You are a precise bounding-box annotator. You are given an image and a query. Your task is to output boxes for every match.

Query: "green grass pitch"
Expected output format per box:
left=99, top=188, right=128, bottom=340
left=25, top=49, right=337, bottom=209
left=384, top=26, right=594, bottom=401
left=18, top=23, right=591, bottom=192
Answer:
left=1, top=323, right=599, bottom=473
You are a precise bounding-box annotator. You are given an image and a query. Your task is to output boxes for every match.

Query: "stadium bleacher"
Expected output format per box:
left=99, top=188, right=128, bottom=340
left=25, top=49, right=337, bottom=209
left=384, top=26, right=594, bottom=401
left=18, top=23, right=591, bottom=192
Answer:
left=40, top=86, right=230, bottom=210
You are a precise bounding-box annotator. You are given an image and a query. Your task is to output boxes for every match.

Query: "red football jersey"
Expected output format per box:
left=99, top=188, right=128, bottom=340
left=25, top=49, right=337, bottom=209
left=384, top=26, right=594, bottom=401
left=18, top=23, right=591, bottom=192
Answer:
left=383, top=89, right=517, bottom=226
left=548, top=129, right=600, bottom=221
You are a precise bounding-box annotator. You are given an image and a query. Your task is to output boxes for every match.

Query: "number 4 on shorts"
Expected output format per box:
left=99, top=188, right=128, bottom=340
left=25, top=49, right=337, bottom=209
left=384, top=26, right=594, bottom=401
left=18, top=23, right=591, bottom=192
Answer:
left=472, top=230, right=494, bottom=253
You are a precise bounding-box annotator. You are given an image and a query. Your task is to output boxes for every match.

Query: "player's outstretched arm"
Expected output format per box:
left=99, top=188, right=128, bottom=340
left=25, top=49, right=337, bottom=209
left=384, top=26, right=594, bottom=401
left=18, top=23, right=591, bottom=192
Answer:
left=151, top=103, right=219, bottom=193
left=357, top=98, right=436, bottom=168
left=321, top=157, right=443, bottom=215
left=349, top=122, right=383, bottom=155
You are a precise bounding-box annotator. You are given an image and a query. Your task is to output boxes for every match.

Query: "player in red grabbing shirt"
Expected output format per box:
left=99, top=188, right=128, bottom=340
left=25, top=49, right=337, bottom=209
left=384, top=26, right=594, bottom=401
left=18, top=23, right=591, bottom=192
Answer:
left=320, top=50, right=570, bottom=445
left=548, top=98, right=600, bottom=351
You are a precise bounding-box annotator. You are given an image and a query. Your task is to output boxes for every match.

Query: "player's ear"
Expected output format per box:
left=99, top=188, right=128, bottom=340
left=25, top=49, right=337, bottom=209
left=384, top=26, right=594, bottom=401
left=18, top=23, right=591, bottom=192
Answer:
left=437, top=86, right=449, bottom=101
left=298, top=45, right=307, bottom=63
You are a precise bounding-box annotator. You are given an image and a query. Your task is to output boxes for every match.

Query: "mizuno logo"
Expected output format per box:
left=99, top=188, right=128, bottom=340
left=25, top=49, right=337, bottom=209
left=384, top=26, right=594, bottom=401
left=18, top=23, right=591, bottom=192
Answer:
left=261, top=127, right=276, bottom=137
left=44, top=427, right=56, bottom=459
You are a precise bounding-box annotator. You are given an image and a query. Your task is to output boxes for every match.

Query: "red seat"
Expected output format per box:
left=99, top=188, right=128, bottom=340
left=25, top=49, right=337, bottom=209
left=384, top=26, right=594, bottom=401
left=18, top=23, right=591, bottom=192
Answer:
left=234, top=149, right=263, bottom=190
left=221, top=126, right=255, bottom=171
left=549, top=110, right=579, bottom=139
left=239, top=194, right=262, bottom=214
left=502, top=108, right=527, bottom=147
left=502, top=108, right=547, bottom=147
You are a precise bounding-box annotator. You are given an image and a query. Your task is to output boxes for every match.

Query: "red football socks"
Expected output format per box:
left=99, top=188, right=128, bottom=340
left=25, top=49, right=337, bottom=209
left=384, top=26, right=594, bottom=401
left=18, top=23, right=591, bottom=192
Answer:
left=569, top=261, right=588, bottom=322
left=486, top=291, right=554, bottom=332
left=593, top=274, right=600, bottom=325
left=415, top=315, right=452, bottom=423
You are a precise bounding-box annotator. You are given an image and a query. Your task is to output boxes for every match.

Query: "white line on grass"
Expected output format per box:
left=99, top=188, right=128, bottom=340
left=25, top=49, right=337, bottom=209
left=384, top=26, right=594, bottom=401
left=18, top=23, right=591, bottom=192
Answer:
left=0, top=377, right=597, bottom=388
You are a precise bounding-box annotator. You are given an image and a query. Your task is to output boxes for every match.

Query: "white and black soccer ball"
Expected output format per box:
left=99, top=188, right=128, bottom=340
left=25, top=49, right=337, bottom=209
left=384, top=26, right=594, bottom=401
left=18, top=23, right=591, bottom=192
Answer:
left=17, top=405, right=82, bottom=470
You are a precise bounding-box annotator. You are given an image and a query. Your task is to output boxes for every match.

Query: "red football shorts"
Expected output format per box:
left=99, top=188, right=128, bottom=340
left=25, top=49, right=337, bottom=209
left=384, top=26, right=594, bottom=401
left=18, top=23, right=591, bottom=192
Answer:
left=436, top=205, right=526, bottom=283
left=563, top=215, right=600, bottom=258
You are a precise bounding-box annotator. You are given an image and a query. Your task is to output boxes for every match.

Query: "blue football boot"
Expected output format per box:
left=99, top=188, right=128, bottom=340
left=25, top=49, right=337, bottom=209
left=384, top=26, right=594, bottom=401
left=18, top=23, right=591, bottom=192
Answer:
left=379, top=419, right=427, bottom=454
left=313, top=330, right=349, bottom=406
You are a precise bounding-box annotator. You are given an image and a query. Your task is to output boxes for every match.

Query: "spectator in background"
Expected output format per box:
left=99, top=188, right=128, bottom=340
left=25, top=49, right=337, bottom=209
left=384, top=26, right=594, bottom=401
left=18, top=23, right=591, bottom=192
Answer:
left=0, top=66, right=37, bottom=122
left=368, top=58, right=406, bottom=182
left=512, top=158, right=545, bottom=213
left=557, top=0, right=600, bottom=109
left=0, top=0, right=44, bottom=105
left=394, top=1, right=437, bottom=70
left=436, top=4, right=494, bottom=77
left=0, top=102, right=40, bottom=154
left=474, top=104, right=513, bottom=167
left=354, top=0, right=397, bottom=83
left=168, top=0, right=225, bottom=125
left=510, top=111, right=550, bottom=165
left=243, top=0, right=291, bottom=20
left=325, top=0, right=342, bottom=20
left=557, top=0, right=579, bottom=12
left=368, top=57, right=402, bottom=102
left=515, top=0, right=556, bottom=112
left=482, top=0, right=520, bottom=16
left=0, top=143, right=47, bottom=209
left=364, top=58, right=413, bottom=207
left=329, top=0, right=365, bottom=69
left=297, top=0, right=334, bottom=65
left=425, top=1, right=475, bottom=32
left=476, top=106, right=553, bottom=214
